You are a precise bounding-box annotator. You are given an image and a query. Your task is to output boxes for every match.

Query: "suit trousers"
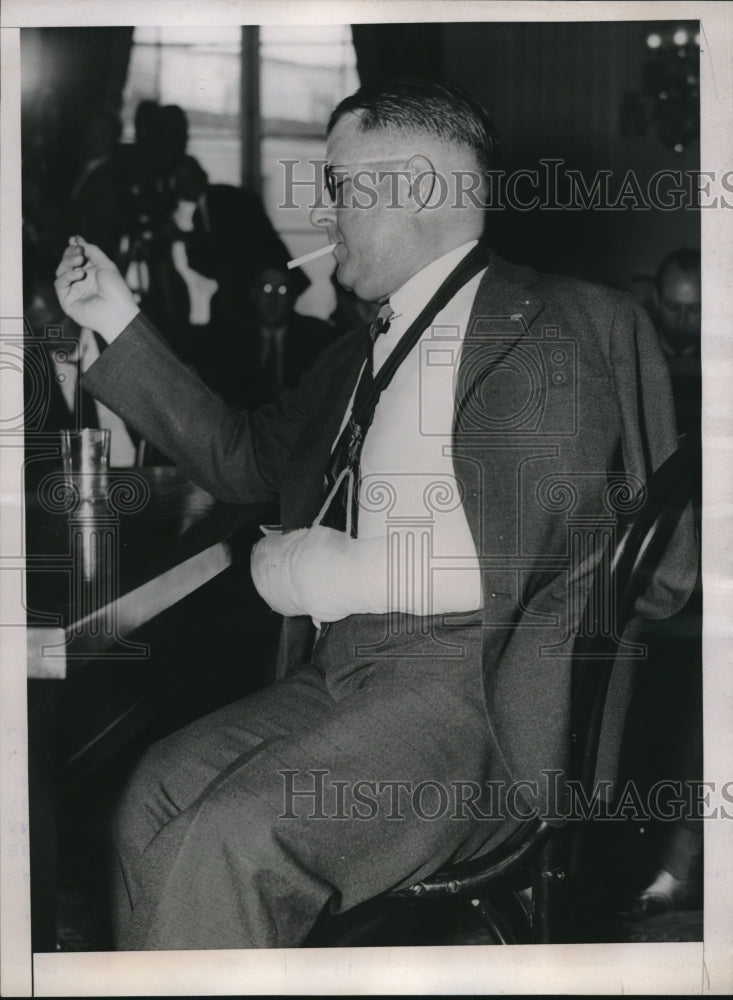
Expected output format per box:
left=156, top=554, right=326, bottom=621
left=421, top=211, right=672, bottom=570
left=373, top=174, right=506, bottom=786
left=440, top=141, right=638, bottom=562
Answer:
left=111, top=611, right=517, bottom=950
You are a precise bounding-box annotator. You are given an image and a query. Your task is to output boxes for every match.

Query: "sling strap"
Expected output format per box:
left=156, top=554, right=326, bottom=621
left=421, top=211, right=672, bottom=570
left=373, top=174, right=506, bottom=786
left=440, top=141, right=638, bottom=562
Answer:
left=319, top=242, right=490, bottom=535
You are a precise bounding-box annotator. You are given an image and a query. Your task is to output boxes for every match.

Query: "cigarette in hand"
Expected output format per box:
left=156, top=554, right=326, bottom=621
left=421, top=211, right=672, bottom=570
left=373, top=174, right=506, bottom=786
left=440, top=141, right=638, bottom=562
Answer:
left=287, top=244, right=337, bottom=269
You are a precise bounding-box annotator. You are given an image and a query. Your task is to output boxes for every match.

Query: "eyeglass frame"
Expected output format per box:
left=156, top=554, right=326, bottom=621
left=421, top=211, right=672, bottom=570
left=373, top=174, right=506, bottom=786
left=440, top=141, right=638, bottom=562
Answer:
left=323, top=158, right=414, bottom=203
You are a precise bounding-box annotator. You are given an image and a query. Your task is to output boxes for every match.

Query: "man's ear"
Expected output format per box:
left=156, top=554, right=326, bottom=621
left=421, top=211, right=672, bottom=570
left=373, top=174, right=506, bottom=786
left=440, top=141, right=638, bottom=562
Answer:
left=405, top=154, right=438, bottom=213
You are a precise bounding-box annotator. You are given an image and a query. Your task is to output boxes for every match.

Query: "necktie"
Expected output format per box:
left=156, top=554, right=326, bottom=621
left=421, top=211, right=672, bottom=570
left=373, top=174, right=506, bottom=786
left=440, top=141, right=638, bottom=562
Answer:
left=261, top=329, right=282, bottom=393
left=316, top=242, right=490, bottom=537
left=321, top=303, right=393, bottom=535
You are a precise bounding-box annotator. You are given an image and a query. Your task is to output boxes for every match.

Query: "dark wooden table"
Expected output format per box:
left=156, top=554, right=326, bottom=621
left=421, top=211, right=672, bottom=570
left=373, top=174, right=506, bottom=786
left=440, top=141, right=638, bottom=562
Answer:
left=25, top=464, right=274, bottom=679
left=25, top=461, right=277, bottom=951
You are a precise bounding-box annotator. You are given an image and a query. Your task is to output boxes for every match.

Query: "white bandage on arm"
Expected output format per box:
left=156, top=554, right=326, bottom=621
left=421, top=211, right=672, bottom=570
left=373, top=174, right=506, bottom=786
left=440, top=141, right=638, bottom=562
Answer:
left=250, top=525, right=481, bottom=623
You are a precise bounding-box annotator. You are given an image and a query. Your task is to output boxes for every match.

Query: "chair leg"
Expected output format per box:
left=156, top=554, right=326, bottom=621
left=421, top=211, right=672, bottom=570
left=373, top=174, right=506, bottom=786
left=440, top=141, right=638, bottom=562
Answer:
left=470, top=890, right=532, bottom=945
left=531, top=836, right=572, bottom=943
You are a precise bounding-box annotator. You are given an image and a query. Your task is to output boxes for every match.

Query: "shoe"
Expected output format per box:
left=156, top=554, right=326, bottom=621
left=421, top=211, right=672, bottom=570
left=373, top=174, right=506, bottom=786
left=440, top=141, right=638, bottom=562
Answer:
left=619, top=870, right=702, bottom=920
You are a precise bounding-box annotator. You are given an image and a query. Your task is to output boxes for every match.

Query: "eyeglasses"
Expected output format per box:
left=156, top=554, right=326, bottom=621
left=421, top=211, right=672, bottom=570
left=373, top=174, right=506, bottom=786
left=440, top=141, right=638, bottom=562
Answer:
left=257, top=282, right=289, bottom=296
left=324, top=159, right=411, bottom=203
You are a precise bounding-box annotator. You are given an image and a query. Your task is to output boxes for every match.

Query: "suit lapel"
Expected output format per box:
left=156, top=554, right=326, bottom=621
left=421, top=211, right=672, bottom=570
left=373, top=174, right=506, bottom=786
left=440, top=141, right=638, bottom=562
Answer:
left=463, top=253, right=545, bottom=362
left=281, top=254, right=545, bottom=530
left=454, top=252, right=545, bottom=430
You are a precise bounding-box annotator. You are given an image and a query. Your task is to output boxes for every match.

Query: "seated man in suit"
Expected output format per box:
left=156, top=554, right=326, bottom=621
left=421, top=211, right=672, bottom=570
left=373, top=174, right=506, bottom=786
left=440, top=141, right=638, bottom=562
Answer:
left=54, top=79, right=696, bottom=951
left=206, top=262, right=337, bottom=408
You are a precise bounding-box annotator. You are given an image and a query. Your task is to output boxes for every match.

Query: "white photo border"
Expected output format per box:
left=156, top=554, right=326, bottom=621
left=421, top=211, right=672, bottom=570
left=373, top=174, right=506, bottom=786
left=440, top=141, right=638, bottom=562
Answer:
left=1, top=1, right=730, bottom=995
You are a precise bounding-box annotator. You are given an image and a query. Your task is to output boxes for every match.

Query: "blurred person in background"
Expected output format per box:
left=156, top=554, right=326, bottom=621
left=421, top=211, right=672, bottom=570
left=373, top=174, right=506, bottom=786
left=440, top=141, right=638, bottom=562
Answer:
left=132, top=155, right=302, bottom=387
left=620, top=246, right=702, bottom=921
left=629, top=248, right=701, bottom=439
left=65, top=106, right=131, bottom=259
left=653, top=248, right=701, bottom=438
left=204, top=262, right=334, bottom=409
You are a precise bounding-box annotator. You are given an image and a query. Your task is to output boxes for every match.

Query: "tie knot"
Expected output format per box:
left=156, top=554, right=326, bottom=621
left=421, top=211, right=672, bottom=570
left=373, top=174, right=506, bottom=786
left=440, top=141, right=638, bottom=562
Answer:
left=370, top=302, right=393, bottom=341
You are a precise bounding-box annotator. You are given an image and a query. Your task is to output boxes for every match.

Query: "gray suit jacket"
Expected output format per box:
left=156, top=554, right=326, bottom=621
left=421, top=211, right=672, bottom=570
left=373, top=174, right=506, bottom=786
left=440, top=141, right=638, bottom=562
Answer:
left=85, top=251, right=697, bottom=803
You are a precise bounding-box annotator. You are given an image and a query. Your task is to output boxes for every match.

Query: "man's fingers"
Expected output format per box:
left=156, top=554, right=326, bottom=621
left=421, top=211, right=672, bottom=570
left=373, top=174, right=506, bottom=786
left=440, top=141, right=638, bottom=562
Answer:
left=55, top=260, right=87, bottom=283
left=55, top=266, right=88, bottom=291
left=74, top=236, right=114, bottom=268
left=56, top=244, right=86, bottom=277
left=54, top=269, right=75, bottom=290
left=56, top=256, right=80, bottom=278
left=57, top=236, right=114, bottom=277
left=64, top=240, right=85, bottom=262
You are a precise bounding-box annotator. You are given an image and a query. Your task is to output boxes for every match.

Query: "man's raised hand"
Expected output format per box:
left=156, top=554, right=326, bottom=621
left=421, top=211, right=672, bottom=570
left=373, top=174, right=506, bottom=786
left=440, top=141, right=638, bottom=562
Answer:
left=54, top=235, right=140, bottom=343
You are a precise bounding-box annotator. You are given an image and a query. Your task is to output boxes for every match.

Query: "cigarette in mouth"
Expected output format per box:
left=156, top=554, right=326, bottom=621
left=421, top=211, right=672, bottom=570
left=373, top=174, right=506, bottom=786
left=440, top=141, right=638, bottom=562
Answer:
left=287, top=244, right=337, bottom=269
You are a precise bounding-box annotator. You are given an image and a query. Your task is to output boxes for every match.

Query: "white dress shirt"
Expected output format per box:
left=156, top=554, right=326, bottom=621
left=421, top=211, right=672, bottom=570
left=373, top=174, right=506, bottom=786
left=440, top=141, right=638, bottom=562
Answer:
left=251, top=241, right=487, bottom=624
left=354, top=240, right=485, bottom=613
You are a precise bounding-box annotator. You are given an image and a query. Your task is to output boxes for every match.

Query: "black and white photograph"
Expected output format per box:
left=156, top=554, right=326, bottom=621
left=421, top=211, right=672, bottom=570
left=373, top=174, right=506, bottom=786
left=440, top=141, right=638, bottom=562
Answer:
left=1, top=1, right=731, bottom=995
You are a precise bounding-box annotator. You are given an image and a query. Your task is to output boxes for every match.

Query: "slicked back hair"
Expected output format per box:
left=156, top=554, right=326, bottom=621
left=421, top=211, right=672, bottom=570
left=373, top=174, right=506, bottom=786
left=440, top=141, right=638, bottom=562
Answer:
left=327, top=78, right=500, bottom=176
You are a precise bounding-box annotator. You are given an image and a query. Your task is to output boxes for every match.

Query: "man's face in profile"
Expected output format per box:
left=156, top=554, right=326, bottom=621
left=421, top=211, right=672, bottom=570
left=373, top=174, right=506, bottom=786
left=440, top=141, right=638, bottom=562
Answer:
left=657, top=264, right=701, bottom=352
left=318, top=112, right=414, bottom=304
